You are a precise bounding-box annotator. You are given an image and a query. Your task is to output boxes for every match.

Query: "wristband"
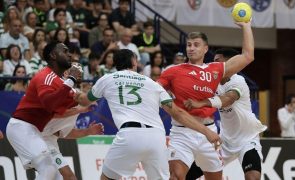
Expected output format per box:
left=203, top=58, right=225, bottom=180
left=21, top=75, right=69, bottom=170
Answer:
left=67, top=76, right=77, bottom=84
left=208, top=96, right=222, bottom=108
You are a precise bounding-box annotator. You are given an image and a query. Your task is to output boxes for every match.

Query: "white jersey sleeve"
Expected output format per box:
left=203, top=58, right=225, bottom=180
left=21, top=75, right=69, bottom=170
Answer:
left=158, top=84, right=173, bottom=105
left=88, top=74, right=112, bottom=100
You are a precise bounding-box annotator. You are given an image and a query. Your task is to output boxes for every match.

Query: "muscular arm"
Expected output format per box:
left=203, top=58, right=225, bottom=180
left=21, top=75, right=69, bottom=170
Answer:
left=162, top=102, right=220, bottom=145
left=53, top=106, right=92, bottom=118
left=224, top=21, right=254, bottom=78
left=65, top=122, right=103, bottom=139
left=74, top=91, right=98, bottom=106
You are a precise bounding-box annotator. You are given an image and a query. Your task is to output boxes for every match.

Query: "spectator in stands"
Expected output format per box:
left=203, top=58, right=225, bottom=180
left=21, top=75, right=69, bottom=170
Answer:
left=30, top=41, right=47, bottom=75
left=165, top=52, right=186, bottom=70
left=48, top=0, right=74, bottom=26
left=0, top=2, right=5, bottom=36
left=91, top=27, right=117, bottom=57
left=83, top=52, right=101, bottom=80
left=29, top=28, right=46, bottom=57
left=68, top=0, right=91, bottom=47
left=99, top=49, right=117, bottom=75
left=24, top=0, right=50, bottom=27
left=108, top=0, right=137, bottom=34
left=69, top=44, right=81, bottom=63
left=117, top=28, right=141, bottom=63
left=88, top=13, right=109, bottom=47
left=86, top=0, right=112, bottom=14
left=278, top=94, right=295, bottom=137
left=5, top=64, right=28, bottom=92
left=23, top=12, right=37, bottom=41
left=143, top=51, right=164, bottom=77
left=150, top=66, right=161, bottom=81
left=3, top=44, right=32, bottom=76
left=133, top=21, right=161, bottom=66
left=53, top=28, right=71, bottom=47
left=0, top=19, right=31, bottom=60
left=87, top=0, right=104, bottom=29
left=2, top=6, right=21, bottom=32
left=15, top=0, right=30, bottom=19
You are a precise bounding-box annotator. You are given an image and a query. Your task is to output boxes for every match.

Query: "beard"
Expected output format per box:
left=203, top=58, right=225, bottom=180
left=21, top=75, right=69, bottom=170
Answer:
left=57, top=58, right=72, bottom=70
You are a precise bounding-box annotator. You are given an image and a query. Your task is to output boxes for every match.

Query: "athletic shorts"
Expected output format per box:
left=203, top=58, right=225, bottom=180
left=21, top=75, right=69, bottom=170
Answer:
left=102, top=127, right=169, bottom=180
left=6, top=118, right=50, bottom=169
left=221, top=135, right=262, bottom=172
left=168, top=125, right=223, bottom=172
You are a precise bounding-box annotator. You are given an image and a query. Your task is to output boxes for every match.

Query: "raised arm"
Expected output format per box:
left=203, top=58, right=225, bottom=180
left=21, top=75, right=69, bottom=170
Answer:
left=224, top=21, right=254, bottom=78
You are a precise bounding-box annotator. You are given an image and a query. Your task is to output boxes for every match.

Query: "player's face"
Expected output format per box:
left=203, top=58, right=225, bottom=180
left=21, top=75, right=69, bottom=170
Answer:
left=55, top=43, right=71, bottom=69
left=186, top=38, right=208, bottom=63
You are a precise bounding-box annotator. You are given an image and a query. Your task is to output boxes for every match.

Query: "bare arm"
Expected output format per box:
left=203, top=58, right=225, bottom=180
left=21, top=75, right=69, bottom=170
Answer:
left=224, top=21, right=254, bottom=78
left=74, top=91, right=97, bottom=107
left=162, top=102, right=221, bottom=148
left=53, top=105, right=93, bottom=118
left=65, top=122, right=104, bottom=139
left=184, top=90, right=240, bottom=110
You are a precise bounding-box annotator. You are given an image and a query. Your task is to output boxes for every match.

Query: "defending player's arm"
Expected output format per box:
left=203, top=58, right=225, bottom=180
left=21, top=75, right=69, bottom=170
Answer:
left=65, top=122, right=104, bottom=139
left=184, top=89, right=240, bottom=110
left=224, top=21, right=254, bottom=78
left=53, top=105, right=95, bottom=118
left=162, top=101, right=221, bottom=148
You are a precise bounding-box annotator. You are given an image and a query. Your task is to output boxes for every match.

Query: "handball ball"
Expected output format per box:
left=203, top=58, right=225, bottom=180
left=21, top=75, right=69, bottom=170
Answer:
left=231, top=2, right=252, bottom=22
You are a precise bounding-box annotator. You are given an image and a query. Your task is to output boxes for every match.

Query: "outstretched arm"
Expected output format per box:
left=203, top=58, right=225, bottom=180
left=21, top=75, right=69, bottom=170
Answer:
left=224, top=21, right=254, bottom=78
left=65, top=122, right=104, bottom=139
left=162, top=102, right=221, bottom=149
left=184, top=90, right=240, bottom=110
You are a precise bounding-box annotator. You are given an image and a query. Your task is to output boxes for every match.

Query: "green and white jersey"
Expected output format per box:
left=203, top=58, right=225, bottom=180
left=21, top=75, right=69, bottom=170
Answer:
left=217, top=74, right=267, bottom=147
left=88, top=70, right=172, bottom=131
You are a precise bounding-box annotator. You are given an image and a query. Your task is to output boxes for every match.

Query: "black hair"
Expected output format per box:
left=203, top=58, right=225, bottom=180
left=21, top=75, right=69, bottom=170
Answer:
left=214, top=48, right=239, bottom=59
left=119, top=0, right=130, bottom=4
left=143, top=20, right=153, bottom=29
left=54, top=8, right=66, bottom=18
left=43, top=41, right=58, bottom=63
left=89, top=52, right=101, bottom=61
left=113, top=49, right=135, bottom=71
left=68, top=44, right=81, bottom=56
left=6, top=44, right=22, bottom=60
left=150, top=51, right=164, bottom=68
left=11, top=64, right=27, bottom=84
left=286, top=94, right=295, bottom=104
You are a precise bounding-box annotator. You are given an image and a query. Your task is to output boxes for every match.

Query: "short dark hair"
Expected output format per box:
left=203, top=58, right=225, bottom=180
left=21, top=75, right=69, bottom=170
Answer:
left=143, top=21, right=153, bottom=29
left=119, top=0, right=130, bottom=4
left=214, top=48, right=239, bottom=59
left=43, top=41, right=58, bottom=63
left=187, top=32, right=208, bottom=45
left=113, top=49, right=135, bottom=71
left=89, top=52, right=101, bottom=61
left=54, top=8, right=66, bottom=18
left=286, top=94, right=295, bottom=104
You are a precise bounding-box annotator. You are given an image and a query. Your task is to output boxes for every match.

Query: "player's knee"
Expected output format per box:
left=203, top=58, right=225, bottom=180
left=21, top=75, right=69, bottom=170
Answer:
left=245, top=171, right=261, bottom=180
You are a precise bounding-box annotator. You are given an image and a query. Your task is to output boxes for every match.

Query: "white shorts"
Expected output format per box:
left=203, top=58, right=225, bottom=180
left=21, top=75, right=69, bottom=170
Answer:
left=6, top=118, right=68, bottom=170
left=102, top=127, right=169, bottom=180
left=221, top=135, right=263, bottom=165
left=168, top=125, right=223, bottom=172
left=6, top=118, right=50, bottom=169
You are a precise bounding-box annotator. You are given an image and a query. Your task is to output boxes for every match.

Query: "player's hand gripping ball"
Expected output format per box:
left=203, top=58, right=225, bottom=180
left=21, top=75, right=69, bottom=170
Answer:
left=231, top=2, right=252, bottom=22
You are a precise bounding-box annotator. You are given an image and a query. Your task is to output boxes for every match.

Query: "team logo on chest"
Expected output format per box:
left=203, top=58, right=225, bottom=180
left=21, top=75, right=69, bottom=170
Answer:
left=189, top=70, right=197, bottom=76
left=212, top=71, right=219, bottom=80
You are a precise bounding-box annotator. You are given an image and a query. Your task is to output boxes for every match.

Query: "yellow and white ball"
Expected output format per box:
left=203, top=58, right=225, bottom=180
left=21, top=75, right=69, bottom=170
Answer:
left=231, top=2, right=252, bottom=22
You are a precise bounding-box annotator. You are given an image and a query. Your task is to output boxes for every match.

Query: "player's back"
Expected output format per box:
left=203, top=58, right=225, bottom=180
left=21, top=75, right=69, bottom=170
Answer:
left=99, top=70, right=167, bottom=131
left=218, top=74, right=266, bottom=145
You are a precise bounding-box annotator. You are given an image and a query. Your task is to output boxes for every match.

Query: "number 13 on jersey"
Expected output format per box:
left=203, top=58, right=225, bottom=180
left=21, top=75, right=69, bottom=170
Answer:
left=118, top=85, right=142, bottom=105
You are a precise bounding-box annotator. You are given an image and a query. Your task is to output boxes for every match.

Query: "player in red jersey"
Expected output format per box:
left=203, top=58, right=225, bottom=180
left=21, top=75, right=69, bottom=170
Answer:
left=158, top=21, right=254, bottom=180
left=6, top=42, right=82, bottom=180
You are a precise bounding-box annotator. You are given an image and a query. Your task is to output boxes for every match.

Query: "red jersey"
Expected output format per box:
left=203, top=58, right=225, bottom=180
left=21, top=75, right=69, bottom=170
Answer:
left=13, top=67, right=77, bottom=131
left=158, top=62, right=224, bottom=118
